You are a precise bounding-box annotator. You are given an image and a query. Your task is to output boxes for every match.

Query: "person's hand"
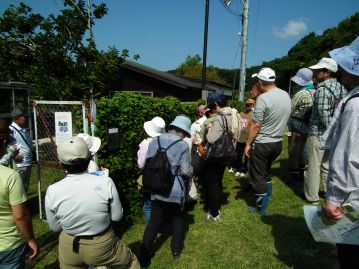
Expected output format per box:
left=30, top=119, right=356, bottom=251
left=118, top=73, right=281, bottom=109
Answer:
left=245, top=145, right=251, bottom=158
left=14, top=154, right=23, bottom=161
left=27, top=239, right=39, bottom=260
left=322, top=201, right=344, bottom=220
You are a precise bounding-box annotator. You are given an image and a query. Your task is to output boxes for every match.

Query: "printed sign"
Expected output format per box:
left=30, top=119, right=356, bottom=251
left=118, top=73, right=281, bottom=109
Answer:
left=55, top=112, right=73, bottom=145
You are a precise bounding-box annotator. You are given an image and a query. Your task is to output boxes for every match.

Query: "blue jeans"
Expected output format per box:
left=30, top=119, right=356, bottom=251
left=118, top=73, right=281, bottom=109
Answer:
left=0, top=243, right=27, bottom=269
left=143, top=199, right=152, bottom=224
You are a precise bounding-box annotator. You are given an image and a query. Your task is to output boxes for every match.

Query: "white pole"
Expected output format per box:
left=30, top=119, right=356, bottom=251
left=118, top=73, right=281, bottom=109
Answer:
left=239, top=0, right=249, bottom=101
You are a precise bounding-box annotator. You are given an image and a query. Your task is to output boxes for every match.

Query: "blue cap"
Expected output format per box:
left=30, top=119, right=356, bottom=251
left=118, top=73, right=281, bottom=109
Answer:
left=206, top=92, right=222, bottom=107
left=329, top=36, right=359, bottom=77
left=169, top=115, right=192, bottom=137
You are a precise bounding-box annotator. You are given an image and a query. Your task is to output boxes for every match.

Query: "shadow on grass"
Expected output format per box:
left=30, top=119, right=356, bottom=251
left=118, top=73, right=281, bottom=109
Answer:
left=261, top=214, right=339, bottom=269
left=29, top=231, right=60, bottom=269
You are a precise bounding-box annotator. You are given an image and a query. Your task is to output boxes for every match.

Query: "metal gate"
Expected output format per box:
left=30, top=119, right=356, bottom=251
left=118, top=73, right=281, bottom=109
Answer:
left=33, top=100, right=89, bottom=219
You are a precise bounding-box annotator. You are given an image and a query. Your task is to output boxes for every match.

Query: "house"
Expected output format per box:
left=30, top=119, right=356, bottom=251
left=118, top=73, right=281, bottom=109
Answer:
left=117, top=61, right=233, bottom=101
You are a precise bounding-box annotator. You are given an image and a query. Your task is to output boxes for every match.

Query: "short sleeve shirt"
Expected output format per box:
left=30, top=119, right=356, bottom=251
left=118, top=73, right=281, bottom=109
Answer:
left=0, top=165, right=27, bottom=252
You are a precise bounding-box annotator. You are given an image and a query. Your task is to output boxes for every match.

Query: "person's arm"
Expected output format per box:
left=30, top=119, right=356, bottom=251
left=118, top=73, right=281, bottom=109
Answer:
left=179, top=143, right=192, bottom=180
left=108, top=178, right=123, bottom=222
left=244, top=121, right=261, bottom=157
left=315, top=87, right=332, bottom=129
left=323, top=103, right=359, bottom=220
left=44, top=191, right=62, bottom=232
left=11, top=204, right=39, bottom=260
left=137, top=139, right=150, bottom=169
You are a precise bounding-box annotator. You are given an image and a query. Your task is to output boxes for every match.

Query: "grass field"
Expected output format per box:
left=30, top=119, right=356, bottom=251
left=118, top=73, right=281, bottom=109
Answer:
left=26, top=140, right=339, bottom=269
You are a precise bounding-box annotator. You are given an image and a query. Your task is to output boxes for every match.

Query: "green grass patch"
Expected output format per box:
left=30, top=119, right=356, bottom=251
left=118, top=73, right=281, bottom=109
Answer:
left=26, top=139, right=339, bottom=268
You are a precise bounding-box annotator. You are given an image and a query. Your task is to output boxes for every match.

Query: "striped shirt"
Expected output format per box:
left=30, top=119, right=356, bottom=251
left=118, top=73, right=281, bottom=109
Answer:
left=324, top=85, right=359, bottom=208
left=308, top=78, right=345, bottom=137
left=287, top=85, right=315, bottom=134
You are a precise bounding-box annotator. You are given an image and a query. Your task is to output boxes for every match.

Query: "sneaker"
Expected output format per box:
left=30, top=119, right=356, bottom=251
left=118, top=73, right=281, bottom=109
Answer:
left=235, top=172, right=240, bottom=177
left=206, top=212, right=222, bottom=222
left=228, top=168, right=235, bottom=173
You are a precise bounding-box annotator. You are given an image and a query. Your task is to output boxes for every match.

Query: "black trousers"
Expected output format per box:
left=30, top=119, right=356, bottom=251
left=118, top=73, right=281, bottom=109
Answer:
left=337, top=244, right=359, bottom=269
left=231, top=142, right=248, bottom=172
left=203, top=161, right=226, bottom=217
left=141, top=200, right=184, bottom=255
left=248, top=141, right=282, bottom=194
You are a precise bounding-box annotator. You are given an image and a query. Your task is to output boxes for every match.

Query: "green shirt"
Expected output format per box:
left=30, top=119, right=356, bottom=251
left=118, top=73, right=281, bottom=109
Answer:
left=0, top=165, right=27, bottom=252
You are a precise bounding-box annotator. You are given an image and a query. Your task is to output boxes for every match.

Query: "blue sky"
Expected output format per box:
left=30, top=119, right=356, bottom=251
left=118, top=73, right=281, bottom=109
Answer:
left=1, top=0, right=359, bottom=71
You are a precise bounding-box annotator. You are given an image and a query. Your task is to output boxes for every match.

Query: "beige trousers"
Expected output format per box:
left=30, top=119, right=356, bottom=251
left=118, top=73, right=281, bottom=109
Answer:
left=58, top=229, right=140, bottom=269
left=304, top=136, right=329, bottom=202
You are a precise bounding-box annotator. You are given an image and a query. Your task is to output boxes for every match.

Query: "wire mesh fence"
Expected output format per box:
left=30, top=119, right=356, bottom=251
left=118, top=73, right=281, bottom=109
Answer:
left=33, top=100, right=88, bottom=219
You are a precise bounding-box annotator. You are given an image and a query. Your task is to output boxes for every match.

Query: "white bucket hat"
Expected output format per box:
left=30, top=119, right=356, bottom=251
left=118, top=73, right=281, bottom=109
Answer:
left=144, top=117, right=165, bottom=138
left=309, top=57, right=338, bottom=73
left=77, top=133, right=101, bottom=155
left=291, top=68, right=313, bottom=86
left=57, top=137, right=90, bottom=165
left=329, top=36, right=359, bottom=77
left=252, top=67, right=276, bottom=82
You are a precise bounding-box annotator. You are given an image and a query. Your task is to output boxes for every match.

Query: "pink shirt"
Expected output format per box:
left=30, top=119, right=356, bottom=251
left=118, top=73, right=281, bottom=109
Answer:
left=137, top=138, right=153, bottom=169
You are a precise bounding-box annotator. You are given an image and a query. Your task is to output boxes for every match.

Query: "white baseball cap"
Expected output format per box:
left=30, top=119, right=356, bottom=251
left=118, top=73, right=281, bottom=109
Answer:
left=291, top=68, right=313, bottom=86
left=144, top=117, right=165, bottom=138
left=57, top=137, right=90, bottom=165
left=329, top=36, right=359, bottom=77
left=252, top=67, right=276, bottom=82
left=77, top=133, right=101, bottom=154
left=309, top=57, right=338, bottom=73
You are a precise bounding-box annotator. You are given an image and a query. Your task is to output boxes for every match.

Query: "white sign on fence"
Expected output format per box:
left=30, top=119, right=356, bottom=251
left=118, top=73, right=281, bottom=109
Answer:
left=55, top=112, right=73, bottom=145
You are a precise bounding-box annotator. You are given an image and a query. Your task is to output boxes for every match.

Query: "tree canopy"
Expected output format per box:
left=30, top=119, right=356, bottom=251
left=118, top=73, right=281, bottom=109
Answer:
left=0, top=1, right=138, bottom=100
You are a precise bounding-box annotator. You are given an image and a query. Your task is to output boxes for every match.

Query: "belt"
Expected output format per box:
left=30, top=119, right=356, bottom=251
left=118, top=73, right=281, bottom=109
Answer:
left=72, top=226, right=110, bottom=253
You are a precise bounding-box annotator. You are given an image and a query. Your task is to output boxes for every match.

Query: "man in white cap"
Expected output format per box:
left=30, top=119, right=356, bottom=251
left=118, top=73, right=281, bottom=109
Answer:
left=321, top=36, right=359, bottom=268
left=286, top=68, right=316, bottom=185
left=45, top=137, right=140, bottom=268
left=9, top=108, right=33, bottom=192
left=303, top=57, right=346, bottom=204
left=140, top=115, right=192, bottom=267
left=245, top=67, right=291, bottom=214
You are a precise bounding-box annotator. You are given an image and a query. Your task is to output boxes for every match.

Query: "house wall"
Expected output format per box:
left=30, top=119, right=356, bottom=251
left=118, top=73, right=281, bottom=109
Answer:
left=119, top=69, right=201, bottom=102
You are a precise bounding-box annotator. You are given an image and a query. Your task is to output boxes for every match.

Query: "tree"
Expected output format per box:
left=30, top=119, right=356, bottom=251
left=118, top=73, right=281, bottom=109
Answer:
left=0, top=1, right=138, bottom=100
left=175, top=54, right=228, bottom=85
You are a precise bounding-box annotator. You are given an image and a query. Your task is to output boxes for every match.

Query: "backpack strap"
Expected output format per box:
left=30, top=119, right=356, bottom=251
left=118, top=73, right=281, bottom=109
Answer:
left=218, top=114, right=230, bottom=132
left=340, top=92, right=359, bottom=114
left=157, top=136, right=182, bottom=152
left=9, top=124, right=32, bottom=150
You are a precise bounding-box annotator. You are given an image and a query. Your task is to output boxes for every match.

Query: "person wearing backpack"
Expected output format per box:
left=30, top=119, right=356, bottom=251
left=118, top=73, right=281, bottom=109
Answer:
left=140, top=115, right=192, bottom=267
left=303, top=58, right=346, bottom=204
left=286, top=68, right=316, bottom=185
left=203, top=92, right=235, bottom=222
left=319, top=36, right=359, bottom=269
left=245, top=68, right=291, bottom=215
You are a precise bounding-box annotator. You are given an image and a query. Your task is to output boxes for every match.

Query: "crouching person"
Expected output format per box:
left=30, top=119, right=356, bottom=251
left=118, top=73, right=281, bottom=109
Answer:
left=45, top=137, right=139, bottom=269
left=140, top=115, right=192, bottom=268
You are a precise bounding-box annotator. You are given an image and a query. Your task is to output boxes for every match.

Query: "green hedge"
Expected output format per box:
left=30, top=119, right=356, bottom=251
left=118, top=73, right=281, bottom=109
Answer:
left=96, top=92, right=204, bottom=221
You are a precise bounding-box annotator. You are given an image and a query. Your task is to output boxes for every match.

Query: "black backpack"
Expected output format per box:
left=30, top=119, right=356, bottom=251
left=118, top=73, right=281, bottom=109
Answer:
left=142, top=137, right=182, bottom=197
left=205, top=114, right=237, bottom=164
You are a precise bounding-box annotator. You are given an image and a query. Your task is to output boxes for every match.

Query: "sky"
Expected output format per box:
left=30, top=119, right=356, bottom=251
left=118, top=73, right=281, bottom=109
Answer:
left=1, top=0, right=359, bottom=72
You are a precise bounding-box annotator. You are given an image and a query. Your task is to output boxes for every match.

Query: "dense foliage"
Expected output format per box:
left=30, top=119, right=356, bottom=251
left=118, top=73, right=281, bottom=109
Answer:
left=96, top=92, right=206, bottom=220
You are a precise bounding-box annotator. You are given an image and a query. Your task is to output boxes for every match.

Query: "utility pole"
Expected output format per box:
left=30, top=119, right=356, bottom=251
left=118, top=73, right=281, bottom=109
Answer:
left=201, top=0, right=210, bottom=99
left=238, top=0, right=249, bottom=101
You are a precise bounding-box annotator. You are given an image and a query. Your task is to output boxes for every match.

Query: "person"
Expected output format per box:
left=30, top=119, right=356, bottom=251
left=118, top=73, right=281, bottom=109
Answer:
left=0, top=119, right=17, bottom=169
left=245, top=67, right=291, bottom=214
left=286, top=68, right=316, bottom=185
left=140, top=115, right=192, bottom=267
left=250, top=84, right=261, bottom=103
left=45, top=136, right=140, bottom=269
left=320, top=36, right=359, bottom=269
left=303, top=57, right=346, bottom=204
left=9, top=108, right=33, bottom=192
left=77, top=133, right=102, bottom=173
left=137, top=116, right=166, bottom=224
left=190, top=105, right=207, bottom=178
left=0, top=120, right=38, bottom=268
left=203, top=92, right=234, bottom=222
left=230, top=98, right=255, bottom=177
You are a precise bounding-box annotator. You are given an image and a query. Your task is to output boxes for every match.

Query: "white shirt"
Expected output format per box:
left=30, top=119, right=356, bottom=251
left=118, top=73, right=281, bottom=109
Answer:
left=9, top=122, right=32, bottom=167
left=45, top=173, right=123, bottom=235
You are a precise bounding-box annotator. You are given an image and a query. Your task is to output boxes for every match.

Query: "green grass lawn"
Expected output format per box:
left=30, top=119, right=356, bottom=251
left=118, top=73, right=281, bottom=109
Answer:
left=26, top=140, right=339, bottom=269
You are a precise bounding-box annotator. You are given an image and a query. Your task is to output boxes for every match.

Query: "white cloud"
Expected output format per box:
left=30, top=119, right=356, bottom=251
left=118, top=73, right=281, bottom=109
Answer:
left=273, top=19, right=307, bottom=39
